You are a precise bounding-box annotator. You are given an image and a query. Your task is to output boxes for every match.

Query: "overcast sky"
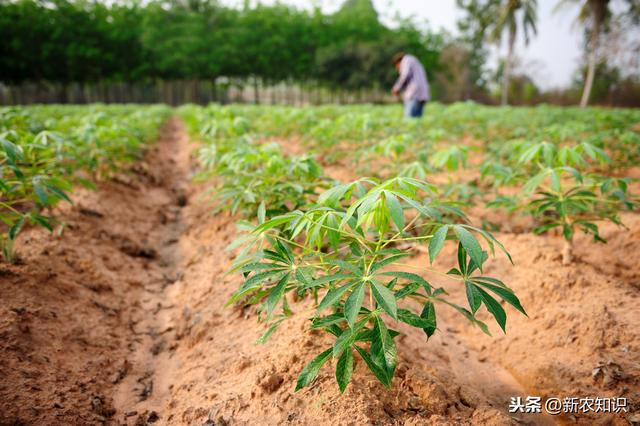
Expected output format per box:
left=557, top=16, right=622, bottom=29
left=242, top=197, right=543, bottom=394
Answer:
left=373, top=0, right=584, bottom=90
left=225, top=0, right=586, bottom=90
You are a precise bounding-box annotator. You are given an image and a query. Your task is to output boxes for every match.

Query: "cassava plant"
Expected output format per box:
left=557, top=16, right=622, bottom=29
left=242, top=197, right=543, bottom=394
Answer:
left=0, top=105, right=170, bottom=262
left=198, top=141, right=326, bottom=217
left=511, top=140, right=633, bottom=265
left=527, top=170, right=634, bottom=265
left=228, top=177, right=526, bottom=393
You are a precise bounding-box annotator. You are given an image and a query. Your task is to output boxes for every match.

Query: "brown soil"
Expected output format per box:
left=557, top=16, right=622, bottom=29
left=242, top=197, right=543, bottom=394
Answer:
left=1, top=122, right=639, bottom=426
left=0, top=118, right=191, bottom=425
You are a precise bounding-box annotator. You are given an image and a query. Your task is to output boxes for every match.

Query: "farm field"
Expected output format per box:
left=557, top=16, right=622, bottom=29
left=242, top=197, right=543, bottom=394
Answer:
left=1, top=103, right=639, bottom=425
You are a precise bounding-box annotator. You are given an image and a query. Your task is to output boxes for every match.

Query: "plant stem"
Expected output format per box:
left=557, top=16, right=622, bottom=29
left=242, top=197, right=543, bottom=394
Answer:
left=562, top=238, right=573, bottom=266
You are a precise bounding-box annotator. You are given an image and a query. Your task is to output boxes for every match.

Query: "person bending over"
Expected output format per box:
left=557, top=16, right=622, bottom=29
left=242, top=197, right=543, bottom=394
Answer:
left=392, top=52, right=430, bottom=118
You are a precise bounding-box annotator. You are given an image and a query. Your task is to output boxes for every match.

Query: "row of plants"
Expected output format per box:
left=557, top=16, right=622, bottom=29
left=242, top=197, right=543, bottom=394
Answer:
left=182, top=103, right=638, bottom=265
left=180, top=103, right=640, bottom=163
left=0, top=104, right=171, bottom=262
left=179, top=104, right=527, bottom=393
left=391, top=137, right=635, bottom=265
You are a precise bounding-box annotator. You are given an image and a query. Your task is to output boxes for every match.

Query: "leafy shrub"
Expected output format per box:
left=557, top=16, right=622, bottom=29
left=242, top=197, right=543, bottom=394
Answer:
left=0, top=105, right=170, bottom=262
left=230, top=177, right=525, bottom=392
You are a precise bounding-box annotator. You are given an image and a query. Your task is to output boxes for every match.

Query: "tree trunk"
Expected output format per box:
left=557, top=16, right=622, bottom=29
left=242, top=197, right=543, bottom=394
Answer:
left=501, top=27, right=516, bottom=106
left=253, top=76, right=259, bottom=104
left=580, top=12, right=602, bottom=108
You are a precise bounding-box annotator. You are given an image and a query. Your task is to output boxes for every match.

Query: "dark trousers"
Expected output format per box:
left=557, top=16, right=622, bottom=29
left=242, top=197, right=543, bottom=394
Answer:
left=404, top=99, right=426, bottom=118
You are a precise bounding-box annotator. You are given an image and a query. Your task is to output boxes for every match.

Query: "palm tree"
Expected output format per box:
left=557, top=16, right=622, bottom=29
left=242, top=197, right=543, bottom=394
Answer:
left=555, top=0, right=611, bottom=107
left=491, top=0, right=538, bottom=105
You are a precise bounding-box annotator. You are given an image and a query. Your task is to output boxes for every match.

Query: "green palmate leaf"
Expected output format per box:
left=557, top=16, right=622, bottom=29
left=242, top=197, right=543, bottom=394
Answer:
left=437, top=298, right=492, bottom=336
left=344, top=281, right=365, bottom=327
left=318, top=182, right=352, bottom=207
left=394, top=282, right=421, bottom=299
left=266, top=273, right=289, bottom=316
left=456, top=244, right=467, bottom=275
left=453, top=225, right=484, bottom=273
left=257, top=201, right=266, bottom=223
left=324, top=323, right=343, bottom=337
left=305, top=273, right=355, bottom=289
left=396, top=194, right=442, bottom=220
left=333, top=326, right=357, bottom=359
left=242, top=268, right=285, bottom=288
left=397, top=308, right=435, bottom=329
left=428, top=225, right=448, bottom=264
left=336, top=349, right=354, bottom=393
left=533, top=223, right=560, bottom=234
left=262, top=248, right=289, bottom=264
left=238, top=262, right=285, bottom=273
left=371, top=316, right=396, bottom=381
left=0, top=138, right=21, bottom=163
left=32, top=215, right=53, bottom=232
left=370, top=280, right=397, bottom=319
left=295, top=348, right=332, bottom=391
left=355, top=193, right=380, bottom=229
left=467, top=251, right=488, bottom=275
left=274, top=239, right=294, bottom=263
left=475, top=286, right=507, bottom=332
left=46, top=184, right=72, bottom=203
left=420, top=302, right=437, bottom=337
left=226, top=233, right=255, bottom=253
left=340, top=197, right=365, bottom=228
left=325, top=258, right=363, bottom=275
left=464, top=281, right=482, bottom=313
left=295, top=268, right=313, bottom=288
left=475, top=228, right=513, bottom=264
left=355, top=326, right=400, bottom=342
left=473, top=279, right=527, bottom=316
left=256, top=319, right=284, bottom=344
left=380, top=271, right=432, bottom=294
left=354, top=345, right=391, bottom=387
left=385, top=192, right=404, bottom=230
left=226, top=269, right=284, bottom=306
left=9, top=217, right=25, bottom=240
left=369, top=253, right=410, bottom=273
left=253, top=213, right=298, bottom=234
left=308, top=221, right=323, bottom=250
left=33, top=181, right=49, bottom=205
left=523, top=170, right=548, bottom=193
left=326, top=213, right=341, bottom=249
left=385, top=277, right=398, bottom=291
left=472, top=276, right=507, bottom=287
left=550, top=170, right=561, bottom=192
left=317, top=284, right=352, bottom=313
left=311, top=314, right=345, bottom=329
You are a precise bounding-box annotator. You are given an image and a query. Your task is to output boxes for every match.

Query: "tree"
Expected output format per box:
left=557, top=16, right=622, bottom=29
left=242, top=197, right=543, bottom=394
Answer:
left=0, top=0, right=445, bottom=99
left=556, top=0, right=639, bottom=107
left=556, top=0, right=612, bottom=107
left=490, top=0, right=538, bottom=105
left=456, top=0, right=499, bottom=100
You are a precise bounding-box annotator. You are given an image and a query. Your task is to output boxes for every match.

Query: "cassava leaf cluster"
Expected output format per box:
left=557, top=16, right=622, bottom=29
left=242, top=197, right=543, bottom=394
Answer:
left=182, top=107, right=526, bottom=395
left=0, top=105, right=171, bottom=262
left=230, top=177, right=524, bottom=393
left=181, top=103, right=638, bottom=391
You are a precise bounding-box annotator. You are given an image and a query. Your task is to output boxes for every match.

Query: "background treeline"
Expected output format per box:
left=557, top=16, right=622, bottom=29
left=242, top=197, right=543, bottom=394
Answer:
left=0, top=0, right=441, bottom=105
left=1, top=0, right=639, bottom=106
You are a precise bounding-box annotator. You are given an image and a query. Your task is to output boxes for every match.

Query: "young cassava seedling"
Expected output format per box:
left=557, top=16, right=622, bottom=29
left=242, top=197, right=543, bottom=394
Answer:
left=526, top=169, right=633, bottom=265
left=229, top=177, right=526, bottom=393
